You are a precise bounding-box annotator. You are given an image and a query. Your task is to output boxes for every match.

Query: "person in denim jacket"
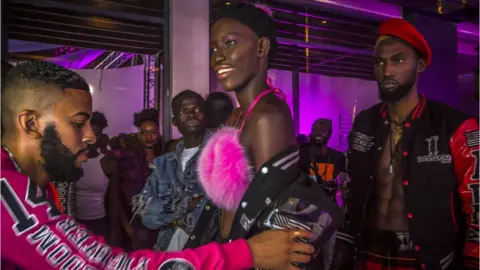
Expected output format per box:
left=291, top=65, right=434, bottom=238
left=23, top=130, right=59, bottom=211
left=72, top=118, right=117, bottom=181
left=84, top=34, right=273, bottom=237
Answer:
left=132, top=90, right=211, bottom=251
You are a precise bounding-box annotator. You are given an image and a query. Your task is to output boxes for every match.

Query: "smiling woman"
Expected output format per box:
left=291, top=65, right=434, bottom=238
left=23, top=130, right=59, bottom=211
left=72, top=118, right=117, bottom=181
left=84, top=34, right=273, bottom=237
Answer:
left=189, top=3, right=344, bottom=269
left=210, top=5, right=277, bottom=94
left=206, top=3, right=294, bottom=222
left=0, top=60, right=322, bottom=270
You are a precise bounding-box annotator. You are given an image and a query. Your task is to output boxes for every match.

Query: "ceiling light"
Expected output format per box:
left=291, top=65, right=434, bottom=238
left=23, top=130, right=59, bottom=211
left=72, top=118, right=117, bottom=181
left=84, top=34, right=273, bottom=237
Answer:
left=322, top=20, right=327, bottom=24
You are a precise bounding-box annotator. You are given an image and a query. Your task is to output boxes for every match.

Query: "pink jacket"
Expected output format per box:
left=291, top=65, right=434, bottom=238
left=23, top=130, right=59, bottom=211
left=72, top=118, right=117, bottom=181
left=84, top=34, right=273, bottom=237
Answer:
left=1, top=148, right=252, bottom=269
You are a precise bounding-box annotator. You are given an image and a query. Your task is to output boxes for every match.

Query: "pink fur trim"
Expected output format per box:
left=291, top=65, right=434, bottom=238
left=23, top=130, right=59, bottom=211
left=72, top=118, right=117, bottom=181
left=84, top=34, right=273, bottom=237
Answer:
left=197, top=127, right=253, bottom=210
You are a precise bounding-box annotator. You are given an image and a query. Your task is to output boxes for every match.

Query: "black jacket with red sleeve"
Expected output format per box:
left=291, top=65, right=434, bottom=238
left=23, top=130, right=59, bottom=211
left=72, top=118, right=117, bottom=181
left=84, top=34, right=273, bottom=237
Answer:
left=332, top=95, right=479, bottom=269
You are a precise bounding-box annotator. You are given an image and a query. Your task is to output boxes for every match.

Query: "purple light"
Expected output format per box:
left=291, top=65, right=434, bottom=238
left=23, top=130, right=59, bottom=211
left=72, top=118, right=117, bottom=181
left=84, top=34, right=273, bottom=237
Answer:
left=309, top=0, right=478, bottom=36
left=48, top=49, right=137, bottom=69
left=279, top=37, right=372, bottom=56
left=274, top=18, right=374, bottom=39
left=271, top=6, right=376, bottom=29
left=272, top=0, right=477, bottom=57
left=279, top=40, right=295, bottom=46
left=74, top=50, right=105, bottom=69
left=458, top=41, right=478, bottom=56
left=457, top=22, right=479, bottom=36
left=55, top=47, right=78, bottom=56
left=311, top=0, right=401, bottom=19
left=297, top=72, right=379, bottom=150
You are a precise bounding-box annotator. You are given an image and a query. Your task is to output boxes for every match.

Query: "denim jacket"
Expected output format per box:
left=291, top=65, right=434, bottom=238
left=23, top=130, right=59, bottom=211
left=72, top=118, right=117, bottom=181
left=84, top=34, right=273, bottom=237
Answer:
left=133, top=131, right=211, bottom=250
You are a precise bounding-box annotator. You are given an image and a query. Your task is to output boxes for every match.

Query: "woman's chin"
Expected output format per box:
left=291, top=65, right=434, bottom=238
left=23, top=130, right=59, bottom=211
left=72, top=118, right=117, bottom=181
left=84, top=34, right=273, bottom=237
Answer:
left=221, top=86, right=236, bottom=92
left=219, top=80, right=239, bottom=92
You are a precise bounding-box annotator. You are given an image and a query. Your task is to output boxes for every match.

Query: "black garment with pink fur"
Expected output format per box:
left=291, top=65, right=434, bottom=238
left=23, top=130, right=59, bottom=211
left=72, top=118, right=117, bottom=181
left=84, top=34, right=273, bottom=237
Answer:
left=188, top=146, right=344, bottom=269
left=229, top=146, right=344, bottom=257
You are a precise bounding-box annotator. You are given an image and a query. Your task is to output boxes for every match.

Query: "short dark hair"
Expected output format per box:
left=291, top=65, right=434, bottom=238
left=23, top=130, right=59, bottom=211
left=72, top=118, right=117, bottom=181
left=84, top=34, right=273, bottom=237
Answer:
left=133, top=108, right=159, bottom=128
left=91, top=111, right=108, bottom=130
left=171, top=90, right=205, bottom=115
left=2, top=61, right=89, bottom=135
left=4, top=61, right=89, bottom=92
left=213, top=3, right=277, bottom=64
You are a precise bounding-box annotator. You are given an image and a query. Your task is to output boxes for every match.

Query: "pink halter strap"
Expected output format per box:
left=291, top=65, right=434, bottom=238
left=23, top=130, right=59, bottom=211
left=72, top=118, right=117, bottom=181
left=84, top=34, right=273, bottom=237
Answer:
left=236, top=88, right=286, bottom=131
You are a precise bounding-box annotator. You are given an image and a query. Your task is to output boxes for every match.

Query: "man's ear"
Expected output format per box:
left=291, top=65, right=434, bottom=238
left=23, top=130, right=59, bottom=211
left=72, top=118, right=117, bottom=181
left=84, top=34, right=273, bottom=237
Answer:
left=17, top=110, right=42, bottom=139
left=257, top=37, right=271, bottom=58
left=417, top=58, right=426, bottom=73
left=171, top=116, right=178, bottom=127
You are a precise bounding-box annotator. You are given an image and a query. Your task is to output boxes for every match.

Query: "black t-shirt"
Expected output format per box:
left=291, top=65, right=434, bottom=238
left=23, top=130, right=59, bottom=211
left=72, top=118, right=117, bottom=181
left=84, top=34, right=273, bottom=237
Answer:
left=298, top=144, right=346, bottom=182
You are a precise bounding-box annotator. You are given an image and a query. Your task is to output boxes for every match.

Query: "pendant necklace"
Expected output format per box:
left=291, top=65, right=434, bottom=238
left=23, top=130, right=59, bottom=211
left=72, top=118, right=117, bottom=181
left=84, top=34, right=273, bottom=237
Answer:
left=389, top=121, right=404, bottom=174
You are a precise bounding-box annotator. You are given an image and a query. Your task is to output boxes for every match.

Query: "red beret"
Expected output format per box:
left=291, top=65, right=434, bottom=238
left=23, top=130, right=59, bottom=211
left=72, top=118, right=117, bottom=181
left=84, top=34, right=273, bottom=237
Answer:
left=378, top=18, right=432, bottom=67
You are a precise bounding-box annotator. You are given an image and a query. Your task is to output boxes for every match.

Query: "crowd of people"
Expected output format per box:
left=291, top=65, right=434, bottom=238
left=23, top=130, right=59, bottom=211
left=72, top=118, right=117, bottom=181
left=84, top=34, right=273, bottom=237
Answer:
left=1, top=3, right=479, bottom=270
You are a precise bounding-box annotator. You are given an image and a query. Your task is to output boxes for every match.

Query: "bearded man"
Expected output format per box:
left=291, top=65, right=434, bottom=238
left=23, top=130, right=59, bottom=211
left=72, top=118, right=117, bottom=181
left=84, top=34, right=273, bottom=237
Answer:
left=331, top=18, right=479, bottom=270
left=0, top=61, right=314, bottom=270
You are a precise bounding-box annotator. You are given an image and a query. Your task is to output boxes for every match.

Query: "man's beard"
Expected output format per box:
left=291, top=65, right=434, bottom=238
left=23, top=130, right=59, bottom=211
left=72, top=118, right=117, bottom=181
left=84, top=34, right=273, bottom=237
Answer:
left=378, top=72, right=417, bottom=103
left=40, top=124, right=84, bottom=183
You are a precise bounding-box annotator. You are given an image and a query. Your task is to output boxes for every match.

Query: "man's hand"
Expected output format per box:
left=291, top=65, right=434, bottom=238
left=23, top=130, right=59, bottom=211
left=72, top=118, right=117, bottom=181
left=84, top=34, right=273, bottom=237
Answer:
left=247, top=230, right=315, bottom=270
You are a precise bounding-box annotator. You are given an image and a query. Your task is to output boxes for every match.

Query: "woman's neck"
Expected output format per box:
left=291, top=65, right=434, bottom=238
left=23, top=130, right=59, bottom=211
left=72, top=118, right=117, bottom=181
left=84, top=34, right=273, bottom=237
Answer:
left=235, top=73, right=269, bottom=111
left=144, top=148, right=156, bottom=161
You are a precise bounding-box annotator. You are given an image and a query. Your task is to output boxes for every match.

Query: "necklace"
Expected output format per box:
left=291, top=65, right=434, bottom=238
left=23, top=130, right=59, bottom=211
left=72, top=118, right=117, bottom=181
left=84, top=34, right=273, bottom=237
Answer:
left=2, top=145, right=64, bottom=211
left=392, top=124, right=403, bottom=145
left=388, top=121, right=404, bottom=174
left=2, top=145, right=22, bottom=173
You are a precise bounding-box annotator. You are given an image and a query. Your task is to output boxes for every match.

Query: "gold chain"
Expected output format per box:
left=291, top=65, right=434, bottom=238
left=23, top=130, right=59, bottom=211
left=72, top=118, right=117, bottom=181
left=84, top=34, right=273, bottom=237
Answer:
left=392, top=124, right=403, bottom=145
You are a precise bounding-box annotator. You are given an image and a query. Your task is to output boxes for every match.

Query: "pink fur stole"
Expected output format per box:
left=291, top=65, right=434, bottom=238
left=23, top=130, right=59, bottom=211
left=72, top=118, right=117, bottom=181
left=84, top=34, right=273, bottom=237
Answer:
left=197, top=127, right=253, bottom=210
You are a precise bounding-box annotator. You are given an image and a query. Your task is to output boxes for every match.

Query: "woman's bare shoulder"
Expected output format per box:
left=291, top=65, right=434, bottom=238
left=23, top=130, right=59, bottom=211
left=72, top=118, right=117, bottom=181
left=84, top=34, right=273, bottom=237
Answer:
left=255, top=96, right=292, bottom=122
